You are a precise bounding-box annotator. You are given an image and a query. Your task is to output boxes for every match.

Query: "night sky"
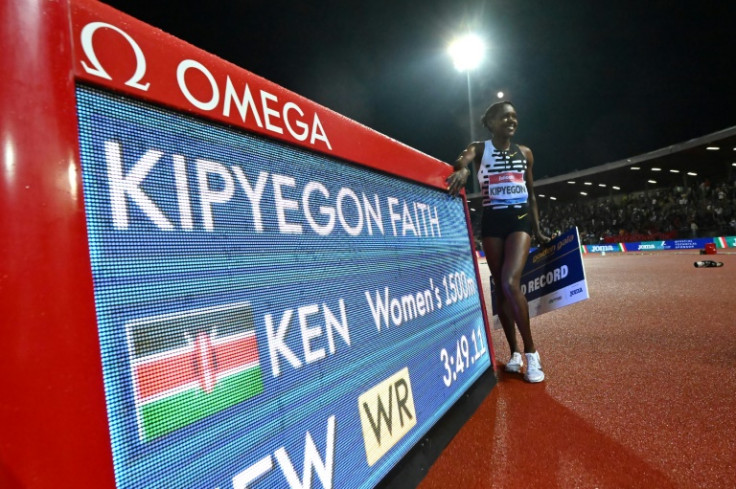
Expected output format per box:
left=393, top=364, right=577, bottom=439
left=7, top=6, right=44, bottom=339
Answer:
left=103, top=0, right=736, bottom=179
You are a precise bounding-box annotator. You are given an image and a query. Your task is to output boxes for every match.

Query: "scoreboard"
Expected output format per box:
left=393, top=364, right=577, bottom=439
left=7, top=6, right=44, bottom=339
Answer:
left=1, top=1, right=495, bottom=488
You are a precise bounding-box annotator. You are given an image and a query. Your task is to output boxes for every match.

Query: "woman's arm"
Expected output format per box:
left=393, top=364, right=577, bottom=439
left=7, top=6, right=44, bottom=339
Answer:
left=446, top=142, right=481, bottom=196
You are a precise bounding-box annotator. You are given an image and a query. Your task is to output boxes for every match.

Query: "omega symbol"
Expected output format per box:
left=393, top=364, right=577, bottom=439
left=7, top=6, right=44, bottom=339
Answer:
left=80, top=22, right=150, bottom=91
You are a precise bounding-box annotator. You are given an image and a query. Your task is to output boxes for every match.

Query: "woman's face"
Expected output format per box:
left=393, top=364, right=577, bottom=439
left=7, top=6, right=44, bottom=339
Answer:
left=489, top=104, right=518, bottom=138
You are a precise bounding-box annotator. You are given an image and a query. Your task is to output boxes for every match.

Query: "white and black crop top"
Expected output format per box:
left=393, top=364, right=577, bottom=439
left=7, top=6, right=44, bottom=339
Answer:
left=478, top=141, right=529, bottom=208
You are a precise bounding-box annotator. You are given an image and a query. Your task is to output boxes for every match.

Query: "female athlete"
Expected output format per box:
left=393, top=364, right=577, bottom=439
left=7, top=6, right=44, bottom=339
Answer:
left=446, top=101, right=550, bottom=382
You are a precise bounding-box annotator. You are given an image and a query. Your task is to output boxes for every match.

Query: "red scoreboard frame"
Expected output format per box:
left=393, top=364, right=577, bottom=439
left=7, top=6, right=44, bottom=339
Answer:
left=0, top=1, right=493, bottom=487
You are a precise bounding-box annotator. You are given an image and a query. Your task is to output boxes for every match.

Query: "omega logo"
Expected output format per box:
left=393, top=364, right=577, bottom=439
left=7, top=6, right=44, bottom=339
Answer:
left=80, top=22, right=150, bottom=91
left=78, top=21, right=331, bottom=149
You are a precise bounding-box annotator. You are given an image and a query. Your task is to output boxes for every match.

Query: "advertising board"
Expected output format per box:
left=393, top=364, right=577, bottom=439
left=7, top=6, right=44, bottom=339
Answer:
left=584, top=237, right=736, bottom=254
left=66, top=2, right=494, bottom=488
left=715, top=236, right=736, bottom=248
left=581, top=243, right=625, bottom=254
left=76, top=85, right=490, bottom=488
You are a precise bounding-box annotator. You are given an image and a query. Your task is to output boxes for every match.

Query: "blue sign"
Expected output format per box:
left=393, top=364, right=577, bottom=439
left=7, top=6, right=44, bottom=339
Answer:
left=76, top=86, right=490, bottom=489
left=584, top=244, right=623, bottom=253
left=491, top=227, right=588, bottom=322
left=623, top=238, right=713, bottom=251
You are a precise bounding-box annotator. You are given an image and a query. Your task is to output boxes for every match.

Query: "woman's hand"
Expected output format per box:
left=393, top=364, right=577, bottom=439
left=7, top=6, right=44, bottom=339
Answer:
left=446, top=167, right=470, bottom=196
left=535, top=231, right=552, bottom=245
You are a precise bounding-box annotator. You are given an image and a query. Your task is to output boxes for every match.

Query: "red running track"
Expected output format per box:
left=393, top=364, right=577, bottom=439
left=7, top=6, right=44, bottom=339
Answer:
left=418, top=251, right=736, bottom=489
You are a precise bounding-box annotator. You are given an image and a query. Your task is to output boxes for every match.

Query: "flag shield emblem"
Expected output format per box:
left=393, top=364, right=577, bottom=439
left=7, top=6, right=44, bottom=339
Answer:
left=126, top=302, right=263, bottom=442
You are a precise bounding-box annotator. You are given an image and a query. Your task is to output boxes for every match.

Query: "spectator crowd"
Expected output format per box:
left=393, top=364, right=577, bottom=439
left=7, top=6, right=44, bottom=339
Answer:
left=470, top=176, right=736, bottom=246
left=539, top=178, right=736, bottom=245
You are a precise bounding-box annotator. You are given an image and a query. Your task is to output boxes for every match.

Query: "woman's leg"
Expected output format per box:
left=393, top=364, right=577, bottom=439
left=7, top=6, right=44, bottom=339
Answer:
left=500, top=232, right=535, bottom=353
left=483, top=236, right=519, bottom=353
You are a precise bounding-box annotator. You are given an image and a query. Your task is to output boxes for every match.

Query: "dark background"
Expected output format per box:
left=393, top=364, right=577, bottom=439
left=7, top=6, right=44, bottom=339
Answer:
left=103, top=0, right=736, bottom=179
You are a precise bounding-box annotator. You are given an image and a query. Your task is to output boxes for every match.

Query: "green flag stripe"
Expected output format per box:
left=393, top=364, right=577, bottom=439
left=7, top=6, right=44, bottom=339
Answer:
left=139, top=365, right=263, bottom=441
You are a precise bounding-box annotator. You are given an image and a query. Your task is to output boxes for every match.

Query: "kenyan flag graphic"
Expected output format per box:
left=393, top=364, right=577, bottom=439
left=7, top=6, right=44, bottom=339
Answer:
left=126, top=302, right=263, bottom=442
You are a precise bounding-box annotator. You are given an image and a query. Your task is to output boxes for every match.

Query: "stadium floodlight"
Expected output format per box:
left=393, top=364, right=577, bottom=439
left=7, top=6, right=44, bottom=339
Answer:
left=449, top=32, right=486, bottom=154
left=448, top=34, right=486, bottom=72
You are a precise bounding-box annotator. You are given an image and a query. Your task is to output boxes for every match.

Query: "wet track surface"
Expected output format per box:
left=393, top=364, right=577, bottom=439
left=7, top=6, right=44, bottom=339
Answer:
left=418, top=251, right=736, bottom=489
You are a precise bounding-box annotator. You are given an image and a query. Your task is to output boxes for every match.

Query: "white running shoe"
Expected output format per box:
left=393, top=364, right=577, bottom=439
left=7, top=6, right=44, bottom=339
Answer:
left=524, top=351, right=545, bottom=383
left=505, top=352, right=524, bottom=373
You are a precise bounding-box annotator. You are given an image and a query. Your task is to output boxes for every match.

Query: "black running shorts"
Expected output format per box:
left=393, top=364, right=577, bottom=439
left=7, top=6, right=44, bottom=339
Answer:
left=481, top=205, right=532, bottom=239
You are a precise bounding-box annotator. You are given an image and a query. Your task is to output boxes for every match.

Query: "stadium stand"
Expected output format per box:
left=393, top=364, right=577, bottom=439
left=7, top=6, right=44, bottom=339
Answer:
left=467, top=126, right=736, bottom=245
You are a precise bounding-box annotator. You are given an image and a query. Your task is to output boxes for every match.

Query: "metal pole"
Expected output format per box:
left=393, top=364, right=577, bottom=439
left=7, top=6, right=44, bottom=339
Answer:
left=467, top=71, right=475, bottom=143
left=466, top=71, right=480, bottom=195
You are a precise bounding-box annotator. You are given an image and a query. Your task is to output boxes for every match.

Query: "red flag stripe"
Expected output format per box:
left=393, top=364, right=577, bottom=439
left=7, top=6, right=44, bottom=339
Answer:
left=214, top=335, right=260, bottom=372
left=134, top=334, right=259, bottom=400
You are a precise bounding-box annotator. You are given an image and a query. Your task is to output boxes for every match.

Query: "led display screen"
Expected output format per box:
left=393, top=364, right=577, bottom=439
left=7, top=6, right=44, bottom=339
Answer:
left=76, top=85, right=490, bottom=489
